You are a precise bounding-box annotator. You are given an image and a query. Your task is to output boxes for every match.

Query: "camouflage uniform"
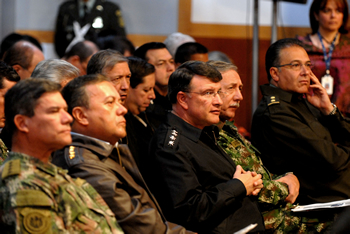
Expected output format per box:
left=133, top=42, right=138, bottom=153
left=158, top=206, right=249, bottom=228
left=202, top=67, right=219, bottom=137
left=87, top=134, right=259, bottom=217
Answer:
left=0, top=152, right=124, bottom=234
left=0, top=139, right=8, bottom=165
left=218, top=121, right=333, bottom=233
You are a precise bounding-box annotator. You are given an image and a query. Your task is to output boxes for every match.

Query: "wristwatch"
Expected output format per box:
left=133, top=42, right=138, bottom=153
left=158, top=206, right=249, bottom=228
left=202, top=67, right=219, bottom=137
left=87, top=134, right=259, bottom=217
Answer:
left=329, top=103, right=337, bottom=115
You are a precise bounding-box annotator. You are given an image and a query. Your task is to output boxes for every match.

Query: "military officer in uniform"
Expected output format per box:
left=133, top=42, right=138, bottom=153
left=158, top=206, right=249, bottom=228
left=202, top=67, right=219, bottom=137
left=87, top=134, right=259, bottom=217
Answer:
left=54, top=0, right=126, bottom=58
left=146, top=61, right=265, bottom=233
left=52, top=74, right=193, bottom=233
left=209, top=60, right=334, bottom=233
left=0, top=79, right=123, bottom=233
left=251, top=38, right=350, bottom=207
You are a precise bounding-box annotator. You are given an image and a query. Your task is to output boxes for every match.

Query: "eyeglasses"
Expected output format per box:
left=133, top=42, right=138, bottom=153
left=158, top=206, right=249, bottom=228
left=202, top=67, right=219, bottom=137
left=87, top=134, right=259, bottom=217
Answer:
left=275, top=62, right=314, bottom=71
left=186, top=90, right=223, bottom=99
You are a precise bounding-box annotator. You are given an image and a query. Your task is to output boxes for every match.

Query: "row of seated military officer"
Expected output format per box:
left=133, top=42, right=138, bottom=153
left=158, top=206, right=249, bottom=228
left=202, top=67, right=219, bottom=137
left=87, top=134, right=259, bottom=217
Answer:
left=0, top=37, right=350, bottom=233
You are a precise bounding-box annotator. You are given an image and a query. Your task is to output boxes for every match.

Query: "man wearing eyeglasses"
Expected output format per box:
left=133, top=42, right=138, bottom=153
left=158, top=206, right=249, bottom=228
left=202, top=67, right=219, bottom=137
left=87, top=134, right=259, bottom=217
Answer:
left=251, top=38, right=350, bottom=206
left=87, top=49, right=131, bottom=105
left=146, top=61, right=265, bottom=233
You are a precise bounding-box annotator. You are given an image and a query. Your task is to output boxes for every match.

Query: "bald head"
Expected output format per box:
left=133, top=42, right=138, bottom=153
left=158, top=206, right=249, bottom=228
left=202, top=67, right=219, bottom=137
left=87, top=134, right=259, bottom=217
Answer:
left=3, top=40, right=44, bottom=80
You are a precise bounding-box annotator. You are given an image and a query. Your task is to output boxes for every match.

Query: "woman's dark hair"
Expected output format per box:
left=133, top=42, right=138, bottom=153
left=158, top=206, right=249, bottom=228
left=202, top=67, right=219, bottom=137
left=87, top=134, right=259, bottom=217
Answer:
left=310, top=0, right=348, bottom=34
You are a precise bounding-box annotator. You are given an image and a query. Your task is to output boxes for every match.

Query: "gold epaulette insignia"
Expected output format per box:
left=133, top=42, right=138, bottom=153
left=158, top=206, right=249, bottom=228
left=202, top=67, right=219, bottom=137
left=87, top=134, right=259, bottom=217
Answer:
left=69, top=146, right=75, bottom=160
left=267, top=96, right=280, bottom=106
left=2, top=159, right=21, bottom=179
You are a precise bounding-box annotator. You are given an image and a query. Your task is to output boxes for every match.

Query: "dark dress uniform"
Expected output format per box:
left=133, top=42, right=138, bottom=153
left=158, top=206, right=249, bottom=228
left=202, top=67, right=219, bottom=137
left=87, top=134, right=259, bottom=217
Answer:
left=251, top=84, right=350, bottom=205
left=52, top=132, right=192, bottom=234
left=146, top=112, right=265, bottom=234
left=54, top=0, right=126, bottom=57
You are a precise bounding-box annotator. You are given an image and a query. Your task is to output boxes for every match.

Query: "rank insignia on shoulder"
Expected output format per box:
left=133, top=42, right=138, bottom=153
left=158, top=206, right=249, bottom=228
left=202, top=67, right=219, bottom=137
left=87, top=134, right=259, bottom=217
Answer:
left=164, top=128, right=179, bottom=148
left=65, top=146, right=84, bottom=166
left=267, top=96, right=280, bottom=106
left=2, top=159, right=21, bottom=179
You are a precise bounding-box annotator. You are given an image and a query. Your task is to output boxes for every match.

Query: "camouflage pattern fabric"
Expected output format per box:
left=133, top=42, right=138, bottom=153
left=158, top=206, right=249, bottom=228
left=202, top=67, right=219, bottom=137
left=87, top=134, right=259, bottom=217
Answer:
left=0, top=152, right=124, bottom=234
left=218, top=121, right=333, bottom=233
left=0, top=138, right=8, bottom=165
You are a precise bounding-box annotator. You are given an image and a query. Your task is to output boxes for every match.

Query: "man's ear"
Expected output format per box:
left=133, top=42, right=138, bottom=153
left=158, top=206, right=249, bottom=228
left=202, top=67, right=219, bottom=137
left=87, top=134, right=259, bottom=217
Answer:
left=14, top=114, right=29, bottom=133
left=177, top=91, right=189, bottom=110
left=270, top=67, right=280, bottom=83
left=12, top=65, right=22, bottom=76
left=72, top=107, right=88, bottom=126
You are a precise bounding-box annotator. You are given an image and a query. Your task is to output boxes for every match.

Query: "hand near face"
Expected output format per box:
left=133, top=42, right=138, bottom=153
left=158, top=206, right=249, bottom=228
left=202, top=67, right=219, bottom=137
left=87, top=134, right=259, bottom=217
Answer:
left=306, top=72, right=334, bottom=115
left=233, top=165, right=263, bottom=196
left=275, top=173, right=299, bottom=204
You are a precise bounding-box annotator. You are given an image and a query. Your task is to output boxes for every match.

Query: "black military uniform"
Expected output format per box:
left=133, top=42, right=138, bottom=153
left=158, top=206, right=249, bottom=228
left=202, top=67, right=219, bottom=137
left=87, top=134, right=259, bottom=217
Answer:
left=251, top=84, right=350, bottom=205
left=54, top=0, right=126, bottom=57
left=146, top=112, right=265, bottom=234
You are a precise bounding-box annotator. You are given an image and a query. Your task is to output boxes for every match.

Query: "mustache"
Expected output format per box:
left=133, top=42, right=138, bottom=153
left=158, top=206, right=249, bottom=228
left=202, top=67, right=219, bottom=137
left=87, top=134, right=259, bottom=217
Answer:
left=229, top=103, right=240, bottom=108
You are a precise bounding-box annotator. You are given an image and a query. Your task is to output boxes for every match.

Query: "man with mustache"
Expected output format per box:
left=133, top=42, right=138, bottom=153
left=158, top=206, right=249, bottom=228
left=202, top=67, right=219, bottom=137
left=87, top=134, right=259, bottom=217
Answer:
left=52, top=74, right=192, bottom=234
left=251, top=38, right=350, bottom=206
left=87, top=49, right=131, bottom=105
left=147, top=61, right=265, bottom=233
left=209, top=60, right=334, bottom=233
left=0, top=79, right=122, bottom=233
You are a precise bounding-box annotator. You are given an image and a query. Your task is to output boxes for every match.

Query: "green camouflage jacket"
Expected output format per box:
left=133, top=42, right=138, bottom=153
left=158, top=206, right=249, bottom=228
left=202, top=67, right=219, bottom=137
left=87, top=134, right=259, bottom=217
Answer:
left=0, top=152, right=124, bottom=234
left=217, top=122, right=332, bottom=233
left=0, top=138, right=8, bottom=165
left=218, top=121, right=289, bottom=205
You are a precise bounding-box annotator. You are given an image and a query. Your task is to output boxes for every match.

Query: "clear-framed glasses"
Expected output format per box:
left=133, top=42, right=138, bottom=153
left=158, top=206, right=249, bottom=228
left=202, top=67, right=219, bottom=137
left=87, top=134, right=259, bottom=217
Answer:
left=275, top=61, right=314, bottom=71
left=185, top=90, right=223, bottom=99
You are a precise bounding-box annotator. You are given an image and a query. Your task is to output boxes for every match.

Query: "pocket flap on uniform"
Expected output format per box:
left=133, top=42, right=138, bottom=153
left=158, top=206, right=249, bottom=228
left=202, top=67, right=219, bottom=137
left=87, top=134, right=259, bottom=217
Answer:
left=16, top=190, right=53, bottom=207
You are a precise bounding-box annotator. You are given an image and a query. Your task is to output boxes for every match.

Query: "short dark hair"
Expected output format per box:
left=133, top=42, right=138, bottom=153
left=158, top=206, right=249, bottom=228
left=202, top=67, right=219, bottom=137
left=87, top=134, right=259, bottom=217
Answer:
left=97, top=36, right=135, bottom=55
left=127, top=57, right=155, bottom=89
left=61, top=74, right=109, bottom=117
left=174, top=42, right=208, bottom=64
left=0, top=61, right=20, bottom=89
left=133, top=42, right=167, bottom=61
left=3, top=41, right=34, bottom=69
left=265, top=38, right=305, bottom=82
left=310, top=0, right=348, bottom=34
left=64, top=40, right=98, bottom=62
left=5, top=79, right=61, bottom=140
left=87, top=49, right=127, bottom=75
left=168, top=61, right=222, bottom=104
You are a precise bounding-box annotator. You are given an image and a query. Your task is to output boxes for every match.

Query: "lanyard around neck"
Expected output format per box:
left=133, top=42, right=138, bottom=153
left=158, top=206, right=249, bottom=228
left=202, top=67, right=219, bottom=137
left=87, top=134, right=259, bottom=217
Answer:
left=317, top=31, right=338, bottom=72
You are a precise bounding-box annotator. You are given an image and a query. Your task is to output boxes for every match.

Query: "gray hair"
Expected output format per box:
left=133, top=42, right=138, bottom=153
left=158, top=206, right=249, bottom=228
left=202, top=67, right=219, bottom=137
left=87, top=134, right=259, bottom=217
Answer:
left=87, top=49, right=128, bottom=75
left=31, top=59, right=80, bottom=83
left=206, top=60, right=238, bottom=73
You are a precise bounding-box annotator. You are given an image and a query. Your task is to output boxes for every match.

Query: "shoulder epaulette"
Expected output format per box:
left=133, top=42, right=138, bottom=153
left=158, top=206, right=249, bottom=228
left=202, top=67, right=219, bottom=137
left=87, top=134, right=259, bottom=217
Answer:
left=64, top=146, right=84, bottom=166
left=2, top=159, right=21, bottom=179
left=163, top=127, right=180, bottom=149
left=267, top=95, right=280, bottom=106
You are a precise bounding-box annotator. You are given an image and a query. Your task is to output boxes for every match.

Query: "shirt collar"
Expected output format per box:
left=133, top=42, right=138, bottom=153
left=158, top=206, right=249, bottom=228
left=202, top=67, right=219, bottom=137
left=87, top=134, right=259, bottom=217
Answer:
left=166, top=112, right=202, bottom=142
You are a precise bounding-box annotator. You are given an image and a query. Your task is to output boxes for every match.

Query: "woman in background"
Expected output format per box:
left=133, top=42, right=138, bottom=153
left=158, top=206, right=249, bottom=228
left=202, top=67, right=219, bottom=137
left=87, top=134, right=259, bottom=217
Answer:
left=297, top=0, right=350, bottom=104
